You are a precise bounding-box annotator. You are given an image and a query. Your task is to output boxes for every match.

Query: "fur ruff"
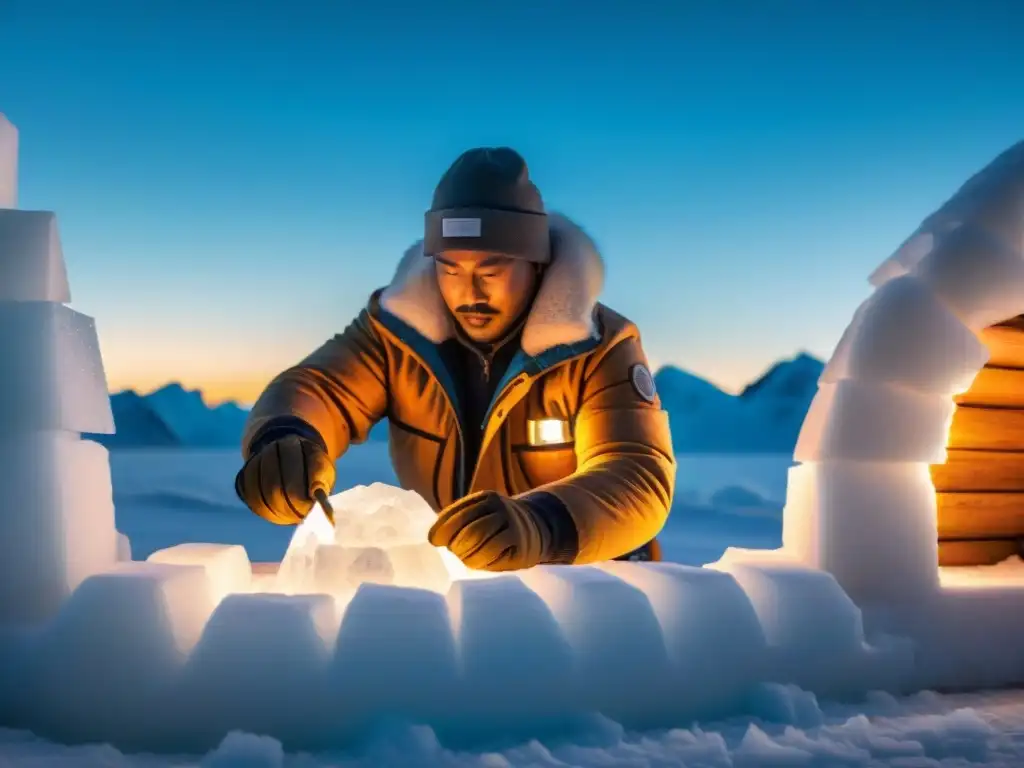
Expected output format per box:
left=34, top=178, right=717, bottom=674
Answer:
left=379, top=213, right=605, bottom=357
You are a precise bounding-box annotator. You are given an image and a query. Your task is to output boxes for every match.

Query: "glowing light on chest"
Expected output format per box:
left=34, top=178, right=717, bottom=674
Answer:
left=527, top=419, right=572, bottom=446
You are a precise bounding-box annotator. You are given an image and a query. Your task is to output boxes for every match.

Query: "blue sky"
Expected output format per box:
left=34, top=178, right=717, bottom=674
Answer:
left=1, top=0, right=1022, bottom=403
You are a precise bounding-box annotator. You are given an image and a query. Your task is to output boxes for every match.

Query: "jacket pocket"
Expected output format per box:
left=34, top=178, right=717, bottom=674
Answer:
left=513, top=443, right=578, bottom=490
left=388, top=418, right=447, bottom=510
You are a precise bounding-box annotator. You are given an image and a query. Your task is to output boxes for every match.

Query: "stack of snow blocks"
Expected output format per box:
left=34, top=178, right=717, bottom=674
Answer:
left=0, top=114, right=122, bottom=624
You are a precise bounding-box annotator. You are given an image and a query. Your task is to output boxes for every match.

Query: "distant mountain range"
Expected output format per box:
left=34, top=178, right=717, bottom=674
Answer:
left=88, top=384, right=252, bottom=449
left=91, top=352, right=824, bottom=452
left=87, top=383, right=391, bottom=450
left=655, top=352, right=824, bottom=453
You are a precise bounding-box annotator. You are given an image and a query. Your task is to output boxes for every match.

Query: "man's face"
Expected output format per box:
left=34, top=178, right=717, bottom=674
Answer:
left=434, top=250, right=539, bottom=344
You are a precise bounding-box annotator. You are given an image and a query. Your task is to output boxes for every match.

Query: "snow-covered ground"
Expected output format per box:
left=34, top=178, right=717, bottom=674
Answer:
left=111, top=446, right=788, bottom=566
left=4, top=688, right=1024, bottom=767
left=0, top=446, right=1008, bottom=767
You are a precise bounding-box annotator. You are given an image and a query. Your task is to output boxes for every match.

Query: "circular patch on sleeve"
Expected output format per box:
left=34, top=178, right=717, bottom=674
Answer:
left=630, top=363, right=657, bottom=403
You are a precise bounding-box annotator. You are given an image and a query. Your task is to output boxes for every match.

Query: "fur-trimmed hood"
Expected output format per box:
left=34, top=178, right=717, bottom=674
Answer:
left=379, top=213, right=605, bottom=357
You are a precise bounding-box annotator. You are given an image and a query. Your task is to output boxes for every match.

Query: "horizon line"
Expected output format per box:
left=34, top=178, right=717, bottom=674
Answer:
left=111, top=348, right=824, bottom=408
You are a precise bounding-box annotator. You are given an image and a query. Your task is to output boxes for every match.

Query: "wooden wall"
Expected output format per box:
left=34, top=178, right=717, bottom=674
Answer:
left=930, top=317, right=1024, bottom=566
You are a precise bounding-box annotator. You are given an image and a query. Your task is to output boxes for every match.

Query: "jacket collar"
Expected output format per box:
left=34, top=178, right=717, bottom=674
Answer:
left=378, top=212, right=605, bottom=358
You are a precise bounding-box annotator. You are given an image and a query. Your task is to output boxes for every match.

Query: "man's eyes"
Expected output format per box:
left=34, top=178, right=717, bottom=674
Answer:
left=441, top=269, right=500, bottom=278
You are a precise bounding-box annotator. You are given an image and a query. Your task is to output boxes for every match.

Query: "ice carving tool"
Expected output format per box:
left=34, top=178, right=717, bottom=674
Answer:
left=313, top=488, right=336, bottom=526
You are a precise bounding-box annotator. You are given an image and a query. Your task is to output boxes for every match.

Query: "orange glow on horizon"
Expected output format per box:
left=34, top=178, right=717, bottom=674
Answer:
left=108, top=358, right=784, bottom=408
left=102, top=335, right=804, bottom=409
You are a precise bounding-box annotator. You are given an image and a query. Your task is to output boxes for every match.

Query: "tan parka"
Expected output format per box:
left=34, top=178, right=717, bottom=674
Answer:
left=242, top=215, right=676, bottom=563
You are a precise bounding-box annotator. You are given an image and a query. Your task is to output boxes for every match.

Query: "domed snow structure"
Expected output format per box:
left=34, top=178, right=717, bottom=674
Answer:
left=0, top=112, right=1022, bottom=752
left=782, top=141, right=1024, bottom=596
left=780, top=140, right=1024, bottom=688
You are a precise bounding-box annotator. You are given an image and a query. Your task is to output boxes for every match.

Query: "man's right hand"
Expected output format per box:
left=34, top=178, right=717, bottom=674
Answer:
left=234, top=434, right=336, bottom=525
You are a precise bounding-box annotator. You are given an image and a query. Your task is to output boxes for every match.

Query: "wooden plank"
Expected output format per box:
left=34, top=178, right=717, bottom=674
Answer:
left=994, top=315, right=1024, bottom=333
left=980, top=320, right=1024, bottom=369
left=955, top=366, right=1024, bottom=408
left=936, top=492, right=1024, bottom=539
left=947, top=406, right=1024, bottom=451
left=931, top=449, right=1024, bottom=492
left=938, top=539, right=1022, bottom=567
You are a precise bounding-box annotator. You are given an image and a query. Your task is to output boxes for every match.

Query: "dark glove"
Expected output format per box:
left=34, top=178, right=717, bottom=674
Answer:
left=234, top=432, right=335, bottom=525
left=427, top=490, right=578, bottom=571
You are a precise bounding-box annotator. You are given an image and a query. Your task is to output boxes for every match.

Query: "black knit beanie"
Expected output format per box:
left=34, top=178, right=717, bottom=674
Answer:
left=424, top=147, right=550, bottom=263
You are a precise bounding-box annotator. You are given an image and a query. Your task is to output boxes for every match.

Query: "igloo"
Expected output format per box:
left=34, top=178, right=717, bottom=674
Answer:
left=772, top=139, right=1024, bottom=691
left=1, top=111, right=1022, bottom=752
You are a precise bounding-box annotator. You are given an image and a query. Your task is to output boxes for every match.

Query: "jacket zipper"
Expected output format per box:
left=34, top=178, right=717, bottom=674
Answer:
left=460, top=347, right=493, bottom=496
left=373, top=312, right=597, bottom=502
left=466, top=346, right=597, bottom=494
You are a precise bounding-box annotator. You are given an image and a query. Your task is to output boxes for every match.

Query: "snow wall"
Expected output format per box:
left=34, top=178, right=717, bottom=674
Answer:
left=1, top=112, right=1024, bottom=753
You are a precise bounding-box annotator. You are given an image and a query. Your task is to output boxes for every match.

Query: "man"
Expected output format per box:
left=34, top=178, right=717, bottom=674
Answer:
left=235, top=147, right=675, bottom=571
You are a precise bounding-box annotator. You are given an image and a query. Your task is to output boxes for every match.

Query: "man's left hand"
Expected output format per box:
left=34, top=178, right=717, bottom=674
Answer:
left=428, top=491, right=550, bottom=571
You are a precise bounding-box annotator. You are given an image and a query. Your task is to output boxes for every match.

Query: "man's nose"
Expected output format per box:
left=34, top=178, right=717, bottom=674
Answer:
left=470, top=275, right=488, bottom=302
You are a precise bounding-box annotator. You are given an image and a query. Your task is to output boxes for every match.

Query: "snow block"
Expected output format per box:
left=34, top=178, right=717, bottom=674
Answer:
left=953, top=140, right=1024, bottom=202
left=783, top=461, right=940, bottom=603
left=116, top=530, right=131, bottom=562
left=597, top=561, right=768, bottom=717
left=911, top=224, right=1024, bottom=331
left=929, top=168, right=1024, bottom=257
left=331, top=584, right=459, bottom=731
left=0, top=115, right=16, bottom=208
left=794, top=379, right=954, bottom=463
left=179, top=593, right=340, bottom=745
left=32, top=562, right=216, bottom=745
left=445, top=576, right=576, bottom=727
left=0, top=432, right=117, bottom=623
left=884, top=585, right=1024, bottom=692
left=148, top=543, right=251, bottom=603
left=822, top=275, right=988, bottom=396
left=710, top=551, right=868, bottom=693
left=519, top=565, right=674, bottom=726
left=0, top=209, right=70, bottom=301
left=869, top=231, right=932, bottom=288
left=0, top=302, right=112, bottom=433
left=712, top=549, right=865, bottom=652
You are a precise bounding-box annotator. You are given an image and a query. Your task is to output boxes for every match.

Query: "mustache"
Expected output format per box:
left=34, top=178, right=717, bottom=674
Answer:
left=455, top=304, right=499, bottom=316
